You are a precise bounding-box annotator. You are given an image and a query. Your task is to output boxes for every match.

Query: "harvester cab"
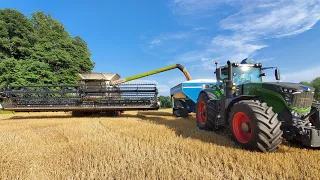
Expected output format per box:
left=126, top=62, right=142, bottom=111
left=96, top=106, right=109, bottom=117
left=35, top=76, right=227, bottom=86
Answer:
left=196, top=59, right=320, bottom=152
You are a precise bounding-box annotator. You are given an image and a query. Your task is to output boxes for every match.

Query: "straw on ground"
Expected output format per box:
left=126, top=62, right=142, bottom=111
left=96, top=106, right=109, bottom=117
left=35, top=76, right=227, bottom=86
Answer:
left=0, top=109, right=319, bottom=179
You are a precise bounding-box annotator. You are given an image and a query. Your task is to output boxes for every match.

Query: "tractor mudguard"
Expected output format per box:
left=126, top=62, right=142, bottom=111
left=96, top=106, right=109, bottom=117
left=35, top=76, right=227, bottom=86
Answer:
left=225, top=95, right=258, bottom=117
left=198, top=89, right=215, bottom=102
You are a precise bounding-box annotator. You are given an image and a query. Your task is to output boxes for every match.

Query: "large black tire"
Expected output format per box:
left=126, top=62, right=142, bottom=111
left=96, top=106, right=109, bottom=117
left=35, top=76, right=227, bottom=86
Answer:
left=173, top=99, right=189, bottom=118
left=196, top=92, right=217, bottom=130
left=228, top=100, right=283, bottom=152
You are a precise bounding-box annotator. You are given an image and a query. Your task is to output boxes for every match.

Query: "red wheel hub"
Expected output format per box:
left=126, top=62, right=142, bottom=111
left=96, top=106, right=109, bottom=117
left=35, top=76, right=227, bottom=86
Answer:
left=233, top=112, right=251, bottom=143
left=197, top=101, right=207, bottom=124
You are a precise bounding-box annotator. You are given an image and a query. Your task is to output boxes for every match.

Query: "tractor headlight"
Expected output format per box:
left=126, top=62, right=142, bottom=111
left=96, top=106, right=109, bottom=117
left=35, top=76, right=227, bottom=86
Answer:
left=281, top=88, right=297, bottom=106
left=281, top=88, right=298, bottom=94
left=284, top=93, right=293, bottom=106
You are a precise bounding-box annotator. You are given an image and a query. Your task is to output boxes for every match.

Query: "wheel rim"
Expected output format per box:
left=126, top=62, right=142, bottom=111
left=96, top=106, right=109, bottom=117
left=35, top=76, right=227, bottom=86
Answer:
left=197, top=101, right=207, bottom=124
left=233, top=112, right=251, bottom=143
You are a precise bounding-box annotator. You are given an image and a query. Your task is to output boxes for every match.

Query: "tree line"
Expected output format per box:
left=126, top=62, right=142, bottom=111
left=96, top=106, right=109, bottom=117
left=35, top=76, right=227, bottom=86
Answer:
left=0, top=8, right=94, bottom=87
left=300, top=77, right=320, bottom=101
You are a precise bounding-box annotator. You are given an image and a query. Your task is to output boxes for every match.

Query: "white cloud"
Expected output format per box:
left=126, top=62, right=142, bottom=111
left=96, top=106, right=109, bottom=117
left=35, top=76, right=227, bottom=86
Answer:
left=170, top=0, right=320, bottom=70
left=172, top=0, right=233, bottom=15
left=220, top=1, right=320, bottom=38
left=281, top=65, right=320, bottom=83
left=148, top=32, right=192, bottom=48
left=193, top=27, right=206, bottom=31
left=256, top=58, right=274, bottom=63
left=174, top=34, right=267, bottom=69
left=149, top=39, right=161, bottom=45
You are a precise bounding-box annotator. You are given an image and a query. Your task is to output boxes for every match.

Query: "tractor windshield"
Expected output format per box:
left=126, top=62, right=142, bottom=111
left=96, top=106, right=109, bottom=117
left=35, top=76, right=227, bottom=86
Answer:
left=222, top=65, right=262, bottom=85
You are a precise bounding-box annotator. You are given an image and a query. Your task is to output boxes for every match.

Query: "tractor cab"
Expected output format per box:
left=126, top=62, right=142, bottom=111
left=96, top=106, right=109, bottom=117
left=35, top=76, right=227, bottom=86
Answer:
left=220, top=63, right=263, bottom=86
left=216, top=58, right=280, bottom=86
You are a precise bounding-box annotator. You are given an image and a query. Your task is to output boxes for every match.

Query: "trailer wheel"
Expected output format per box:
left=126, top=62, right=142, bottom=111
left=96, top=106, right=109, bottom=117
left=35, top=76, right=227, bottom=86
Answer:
left=173, top=99, right=188, bottom=118
left=196, top=92, right=217, bottom=130
left=228, top=100, right=282, bottom=152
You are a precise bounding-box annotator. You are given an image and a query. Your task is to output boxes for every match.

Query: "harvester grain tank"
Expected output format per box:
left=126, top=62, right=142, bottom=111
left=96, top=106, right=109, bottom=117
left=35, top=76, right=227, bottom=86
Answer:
left=0, top=64, right=192, bottom=116
left=194, top=60, right=320, bottom=152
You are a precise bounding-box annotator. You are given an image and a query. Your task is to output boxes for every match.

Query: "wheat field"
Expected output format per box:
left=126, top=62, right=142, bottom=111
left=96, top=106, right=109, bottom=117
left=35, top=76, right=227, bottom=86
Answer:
left=0, top=109, right=319, bottom=179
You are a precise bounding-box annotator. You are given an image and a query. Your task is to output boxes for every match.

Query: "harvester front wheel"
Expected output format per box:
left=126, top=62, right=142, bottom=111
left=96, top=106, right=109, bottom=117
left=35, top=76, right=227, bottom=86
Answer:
left=228, top=100, right=282, bottom=152
left=196, top=92, right=217, bottom=130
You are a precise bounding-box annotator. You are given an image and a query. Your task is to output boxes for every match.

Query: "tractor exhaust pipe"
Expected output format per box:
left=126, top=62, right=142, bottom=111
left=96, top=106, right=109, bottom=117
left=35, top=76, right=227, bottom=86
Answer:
left=226, top=61, right=233, bottom=98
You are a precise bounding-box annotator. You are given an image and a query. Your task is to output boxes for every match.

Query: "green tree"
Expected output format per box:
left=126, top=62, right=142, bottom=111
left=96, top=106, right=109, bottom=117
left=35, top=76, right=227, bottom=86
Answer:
left=311, top=77, right=320, bottom=101
left=158, top=96, right=172, bottom=108
left=30, top=11, right=94, bottom=84
left=300, top=77, right=320, bottom=101
left=0, top=9, right=94, bottom=87
left=0, top=9, right=35, bottom=60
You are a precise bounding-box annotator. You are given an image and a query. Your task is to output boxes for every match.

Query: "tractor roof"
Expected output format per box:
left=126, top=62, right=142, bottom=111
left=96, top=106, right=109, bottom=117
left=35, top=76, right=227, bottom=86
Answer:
left=77, top=72, right=121, bottom=81
left=220, top=62, right=261, bottom=69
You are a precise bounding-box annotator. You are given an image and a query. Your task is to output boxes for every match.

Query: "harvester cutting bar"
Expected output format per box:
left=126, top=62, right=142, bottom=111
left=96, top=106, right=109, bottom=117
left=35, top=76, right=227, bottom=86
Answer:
left=1, top=83, right=159, bottom=111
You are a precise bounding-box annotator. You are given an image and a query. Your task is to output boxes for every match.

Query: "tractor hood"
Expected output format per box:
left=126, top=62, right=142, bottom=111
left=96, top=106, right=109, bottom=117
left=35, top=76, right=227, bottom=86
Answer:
left=257, top=82, right=315, bottom=112
left=262, top=82, right=315, bottom=93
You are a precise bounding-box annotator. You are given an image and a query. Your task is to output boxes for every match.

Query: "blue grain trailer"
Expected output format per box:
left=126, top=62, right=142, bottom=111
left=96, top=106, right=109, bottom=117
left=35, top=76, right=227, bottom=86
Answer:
left=170, top=79, right=216, bottom=117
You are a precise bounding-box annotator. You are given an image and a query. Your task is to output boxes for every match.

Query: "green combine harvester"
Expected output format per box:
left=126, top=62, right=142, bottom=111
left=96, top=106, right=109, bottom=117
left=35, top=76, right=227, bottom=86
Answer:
left=196, top=59, right=320, bottom=152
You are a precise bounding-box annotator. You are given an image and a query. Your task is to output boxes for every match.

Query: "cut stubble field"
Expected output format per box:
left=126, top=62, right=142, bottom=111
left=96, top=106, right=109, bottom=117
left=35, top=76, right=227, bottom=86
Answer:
left=0, top=109, right=319, bottom=179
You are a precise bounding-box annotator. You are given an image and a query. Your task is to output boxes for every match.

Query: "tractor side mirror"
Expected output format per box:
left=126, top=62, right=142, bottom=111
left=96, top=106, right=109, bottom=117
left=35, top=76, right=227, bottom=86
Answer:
left=275, top=68, right=280, bottom=81
left=259, top=73, right=266, bottom=77
left=216, top=68, right=222, bottom=80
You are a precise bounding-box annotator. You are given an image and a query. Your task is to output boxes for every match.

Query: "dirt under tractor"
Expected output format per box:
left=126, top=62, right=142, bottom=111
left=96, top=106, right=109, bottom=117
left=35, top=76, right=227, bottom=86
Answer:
left=196, top=60, right=320, bottom=152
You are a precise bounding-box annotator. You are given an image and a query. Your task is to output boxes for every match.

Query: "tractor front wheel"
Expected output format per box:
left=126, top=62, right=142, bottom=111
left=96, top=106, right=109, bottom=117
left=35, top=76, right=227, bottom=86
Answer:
left=228, top=100, right=283, bottom=152
left=196, top=92, right=216, bottom=130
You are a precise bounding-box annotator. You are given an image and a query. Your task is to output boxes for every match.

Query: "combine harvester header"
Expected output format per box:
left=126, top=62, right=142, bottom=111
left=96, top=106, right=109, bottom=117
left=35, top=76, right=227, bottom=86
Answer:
left=0, top=64, right=192, bottom=116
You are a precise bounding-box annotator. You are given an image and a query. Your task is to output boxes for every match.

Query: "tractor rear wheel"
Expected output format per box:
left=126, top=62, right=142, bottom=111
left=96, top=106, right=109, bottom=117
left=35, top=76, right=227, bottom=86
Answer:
left=196, top=92, right=217, bottom=130
left=228, top=100, right=282, bottom=152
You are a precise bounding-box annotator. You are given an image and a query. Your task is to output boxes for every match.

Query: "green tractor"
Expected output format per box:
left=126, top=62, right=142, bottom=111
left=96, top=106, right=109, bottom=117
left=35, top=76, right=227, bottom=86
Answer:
left=196, top=60, right=320, bottom=152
